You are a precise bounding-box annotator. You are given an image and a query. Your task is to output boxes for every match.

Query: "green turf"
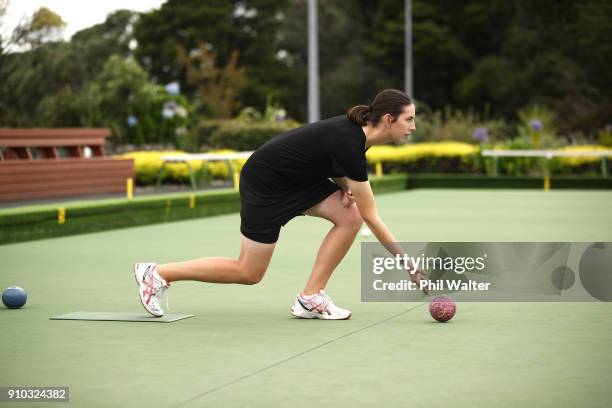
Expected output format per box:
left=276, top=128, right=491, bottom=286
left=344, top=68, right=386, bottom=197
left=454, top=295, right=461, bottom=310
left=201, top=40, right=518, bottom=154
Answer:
left=1, top=189, right=611, bottom=407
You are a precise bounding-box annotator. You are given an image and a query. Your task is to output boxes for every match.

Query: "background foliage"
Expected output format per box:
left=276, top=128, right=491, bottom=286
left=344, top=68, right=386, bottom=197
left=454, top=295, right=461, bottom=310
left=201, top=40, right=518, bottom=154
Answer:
left=1, top=0, right=610, bottom=148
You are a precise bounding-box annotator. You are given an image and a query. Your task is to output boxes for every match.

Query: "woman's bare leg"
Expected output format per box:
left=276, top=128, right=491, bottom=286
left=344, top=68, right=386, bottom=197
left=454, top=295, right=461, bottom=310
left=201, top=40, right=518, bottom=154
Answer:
left=302, top=190, right=362, bottom=295
left=156, top=234, right=275, bottom=285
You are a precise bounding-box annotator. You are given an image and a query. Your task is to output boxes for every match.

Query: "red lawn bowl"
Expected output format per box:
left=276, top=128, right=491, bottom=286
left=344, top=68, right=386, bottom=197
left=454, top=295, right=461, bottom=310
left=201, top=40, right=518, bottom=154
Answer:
left=429, top=295, right=456, bottom=322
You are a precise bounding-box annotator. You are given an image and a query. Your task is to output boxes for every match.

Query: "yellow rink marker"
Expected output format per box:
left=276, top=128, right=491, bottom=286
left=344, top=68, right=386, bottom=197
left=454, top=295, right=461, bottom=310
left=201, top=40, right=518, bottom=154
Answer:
left=58, top=207, right=65, bottom=224
left=233, top=170, right=240, bottom=191
left=189, top=193, right=196, bottom=209
left=375, top=162, right=383, bottom=178
left=126, top=177, right=134, bottom=201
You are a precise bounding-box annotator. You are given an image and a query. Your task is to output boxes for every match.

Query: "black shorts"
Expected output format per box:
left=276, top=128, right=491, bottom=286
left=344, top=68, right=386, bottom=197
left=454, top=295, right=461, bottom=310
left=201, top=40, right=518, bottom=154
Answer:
left=239, top=175, right=340, bottom=244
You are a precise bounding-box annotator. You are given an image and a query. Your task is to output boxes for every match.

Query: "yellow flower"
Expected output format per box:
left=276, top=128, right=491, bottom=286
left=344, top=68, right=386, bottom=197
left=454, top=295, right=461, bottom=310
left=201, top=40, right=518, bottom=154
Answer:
left=366, top=142, right=480, bottom=164
left=554, top=145, right=612, bottom=167
left=116, top=150, right=247, bottom=182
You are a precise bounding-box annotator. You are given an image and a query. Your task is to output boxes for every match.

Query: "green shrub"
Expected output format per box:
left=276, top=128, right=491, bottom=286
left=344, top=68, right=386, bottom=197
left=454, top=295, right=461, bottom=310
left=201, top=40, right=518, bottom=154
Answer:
left=207, top=121, right=300, bottom=150
left=598, top=126, right=612, bottom=147
left=549, top=145, right=611, bottom=176
left=366, top=142, right=611, bottom=176
left=366, top=142, right=485, bottom=174
left=410, top=106, right=509, bottom=144
left=188, top=119, right=226, bottom=150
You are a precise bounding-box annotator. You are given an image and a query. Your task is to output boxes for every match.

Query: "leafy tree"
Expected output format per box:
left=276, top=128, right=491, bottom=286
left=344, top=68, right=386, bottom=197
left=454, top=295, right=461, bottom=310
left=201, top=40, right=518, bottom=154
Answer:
left=277, top=0, right=382, bottom=120
left=2, top=0, right=611, bottom=138
left=11, top=6, right=65, bottom=50
left=0, top=9, right=137, bottom=127
left=69, top=10, right=136, bottom=85
left=177, top=42, right=246, bottom=118
left=0, top=0, right=8, bottom=56
left=84, top=55, right=190, bottom=146
left=357, top=0, right=610, bottom=134
left=134, top=0, right=292, bottom=117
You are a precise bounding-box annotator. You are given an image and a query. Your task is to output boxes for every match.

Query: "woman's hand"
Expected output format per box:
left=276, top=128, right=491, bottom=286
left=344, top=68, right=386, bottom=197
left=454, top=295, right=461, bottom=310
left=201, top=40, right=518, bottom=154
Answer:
left=408, top=268, right=429, bottom=296
left=342, top=190, right=355, bottom=206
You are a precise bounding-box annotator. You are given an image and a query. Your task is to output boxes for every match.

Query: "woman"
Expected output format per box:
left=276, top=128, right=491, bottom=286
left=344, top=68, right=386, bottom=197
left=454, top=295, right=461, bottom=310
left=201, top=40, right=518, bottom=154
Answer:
left=134, top=89, right=427, bottom=320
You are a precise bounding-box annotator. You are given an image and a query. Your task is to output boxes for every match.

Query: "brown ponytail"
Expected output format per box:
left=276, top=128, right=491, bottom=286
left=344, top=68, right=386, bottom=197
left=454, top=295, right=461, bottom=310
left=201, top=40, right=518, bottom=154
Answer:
left=347, top=89, right=413, bottom=126
left=347, top=105, right=371, bottom=126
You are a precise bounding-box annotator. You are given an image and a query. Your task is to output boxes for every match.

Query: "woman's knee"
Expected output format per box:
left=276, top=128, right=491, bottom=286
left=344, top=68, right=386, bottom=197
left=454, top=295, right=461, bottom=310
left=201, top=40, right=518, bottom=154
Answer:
left=337, top=206, right=363, bottom=233
left=237, top=237, right=275, bottom=285
left=238, top=263, right=268, bottom=285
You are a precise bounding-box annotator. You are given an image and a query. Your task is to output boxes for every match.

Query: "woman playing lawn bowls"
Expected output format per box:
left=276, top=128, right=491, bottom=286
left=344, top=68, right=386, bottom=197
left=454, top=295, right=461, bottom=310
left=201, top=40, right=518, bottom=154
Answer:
left=135, top=89, right=428, bottom=319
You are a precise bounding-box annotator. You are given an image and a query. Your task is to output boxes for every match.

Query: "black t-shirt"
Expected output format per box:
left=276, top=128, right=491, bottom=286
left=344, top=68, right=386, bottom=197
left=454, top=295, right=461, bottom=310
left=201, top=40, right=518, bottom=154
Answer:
left=241, top=115, right=368, bottom=192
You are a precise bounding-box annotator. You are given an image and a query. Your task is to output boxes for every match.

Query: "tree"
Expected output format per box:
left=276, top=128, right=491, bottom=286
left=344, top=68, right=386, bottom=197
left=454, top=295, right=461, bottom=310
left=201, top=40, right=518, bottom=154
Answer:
left=134, top=0, right=292, bottom=117
left=277, top=0, right=383, bottom=120
left=69, top=9, right=137, bottom=83
left=11, top=6, right=65, bottom=50
left=177, top=42, right=246, bottom=118
left=88, top=55, right=189, bottom=146
left=0, top=0, right=8, bottom=56
left=455, top=0, right=611, bottom=133
left=0, top=10, right=137, bottom=127
left=2, top=0, right=610, bottom=136
left=357, top=0, right=610, bottom=134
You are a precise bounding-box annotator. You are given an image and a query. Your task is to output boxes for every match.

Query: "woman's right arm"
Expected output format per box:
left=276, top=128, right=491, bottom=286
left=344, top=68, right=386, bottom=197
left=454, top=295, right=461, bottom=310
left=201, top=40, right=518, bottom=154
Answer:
left=347, top=179, right=429, bottom=294
left=346, top=179, right=397, bottom=246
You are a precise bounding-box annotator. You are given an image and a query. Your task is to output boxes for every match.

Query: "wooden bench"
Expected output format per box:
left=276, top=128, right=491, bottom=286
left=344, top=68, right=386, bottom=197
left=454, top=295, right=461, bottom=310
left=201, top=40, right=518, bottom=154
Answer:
left=0, top=128, right=134, bottom=203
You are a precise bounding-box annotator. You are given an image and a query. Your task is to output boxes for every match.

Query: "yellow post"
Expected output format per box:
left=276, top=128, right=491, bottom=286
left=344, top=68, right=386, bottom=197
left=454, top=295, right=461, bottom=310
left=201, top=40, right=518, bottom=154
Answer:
left=532, top=131, right=541, bottom=149
left=126, top=178, right=134, bottom=201
left=58, top=207, right=65, bottom=224
left=233, top=170, right=240, bottom=191
left=189, top=193, right=196, bottom=209
left=375, top=162, right=383, bottom=179
left=543, top=157, right=551, bottom=191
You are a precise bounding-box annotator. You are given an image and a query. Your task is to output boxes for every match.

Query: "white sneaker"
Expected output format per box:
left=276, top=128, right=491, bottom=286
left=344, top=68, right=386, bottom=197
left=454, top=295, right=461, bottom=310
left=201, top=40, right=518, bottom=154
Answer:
left=134, top=263, right=169, bottom=317
left=290, top=290, right=351, bottom=320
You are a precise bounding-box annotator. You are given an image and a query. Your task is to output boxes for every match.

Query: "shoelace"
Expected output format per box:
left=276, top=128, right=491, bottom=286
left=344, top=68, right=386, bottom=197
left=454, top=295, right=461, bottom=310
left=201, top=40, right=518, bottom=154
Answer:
left=310, top=294, right=331, bottom=314
left=324, top=296, right=337, bottom=314
left=156, top=284, right=170, bottom=312
left=144, top=272, right=171, bottom=312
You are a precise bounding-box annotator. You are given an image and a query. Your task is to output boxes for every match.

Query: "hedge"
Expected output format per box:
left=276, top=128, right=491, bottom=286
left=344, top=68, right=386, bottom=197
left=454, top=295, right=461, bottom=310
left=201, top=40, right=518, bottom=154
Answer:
left=0, top=190, right=241, bottom=245
left=118, top=142, right=611, bottom=187
left=117, top=150, right=247, bottom=185
left=366, top=143, right=611, bottom=176
left=191, top=120, right=299, bottom=151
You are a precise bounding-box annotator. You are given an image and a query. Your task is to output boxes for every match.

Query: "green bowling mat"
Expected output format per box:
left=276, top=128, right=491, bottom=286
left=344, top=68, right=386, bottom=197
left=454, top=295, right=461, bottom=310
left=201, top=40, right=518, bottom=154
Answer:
left=50, top=311, right=194, bottom=323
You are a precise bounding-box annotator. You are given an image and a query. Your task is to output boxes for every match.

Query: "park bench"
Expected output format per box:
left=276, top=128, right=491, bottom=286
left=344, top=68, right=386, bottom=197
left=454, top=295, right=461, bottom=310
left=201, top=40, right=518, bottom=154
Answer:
left=0, top=128, right=134, bottom=203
